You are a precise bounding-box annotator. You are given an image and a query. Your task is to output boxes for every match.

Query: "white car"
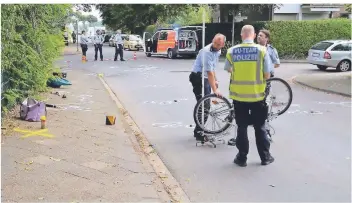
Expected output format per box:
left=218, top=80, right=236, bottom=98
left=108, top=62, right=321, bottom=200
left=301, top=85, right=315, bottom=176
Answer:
left=307, top=40, right=352, bottom=72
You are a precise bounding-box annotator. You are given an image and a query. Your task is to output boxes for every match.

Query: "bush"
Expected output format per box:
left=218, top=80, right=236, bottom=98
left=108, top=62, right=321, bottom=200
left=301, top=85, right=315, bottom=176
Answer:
left=1, top=4, right=70, bottom=114
left=266, top=19, right=351, bottom=59
left=147, top=19, right=351, bottom=59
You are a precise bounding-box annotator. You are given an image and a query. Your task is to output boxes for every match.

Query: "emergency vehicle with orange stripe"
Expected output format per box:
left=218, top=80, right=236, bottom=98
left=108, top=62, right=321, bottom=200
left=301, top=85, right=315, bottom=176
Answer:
left=143, top=26, right=202, bottom=59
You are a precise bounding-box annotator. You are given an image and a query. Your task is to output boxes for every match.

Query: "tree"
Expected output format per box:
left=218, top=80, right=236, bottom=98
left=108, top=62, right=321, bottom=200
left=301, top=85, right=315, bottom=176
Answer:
left=74, top=4, right=92, bottom=12
left=86, top=15, right=98, bottom=24
left=160, top=5, right=212, bottom=26
left=345, top=4, right=352, bottom=12
left=210, top=4, right=281, bottom=45
left=97, top=4, right=198, bottom=33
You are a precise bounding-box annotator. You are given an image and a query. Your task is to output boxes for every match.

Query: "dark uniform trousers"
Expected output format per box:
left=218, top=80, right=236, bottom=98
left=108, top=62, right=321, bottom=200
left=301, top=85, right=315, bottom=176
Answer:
left=94, top=44, right=103, bottom=60
left=233, top=99, right=271, bottom=161
left=114, top=44, right=124, bottom=60
left=81, top=44, right=88, bottom=56
left=189, top=72, right=211, bottom=137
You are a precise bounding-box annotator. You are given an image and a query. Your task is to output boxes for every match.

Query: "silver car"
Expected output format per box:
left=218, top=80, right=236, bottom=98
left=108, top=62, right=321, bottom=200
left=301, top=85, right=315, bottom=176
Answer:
left=307, top=40, right=352, bottom=72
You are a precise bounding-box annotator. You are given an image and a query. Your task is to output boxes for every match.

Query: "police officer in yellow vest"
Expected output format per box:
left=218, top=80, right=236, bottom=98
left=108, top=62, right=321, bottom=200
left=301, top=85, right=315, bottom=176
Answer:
left=224, top=25, right=274, bottom=167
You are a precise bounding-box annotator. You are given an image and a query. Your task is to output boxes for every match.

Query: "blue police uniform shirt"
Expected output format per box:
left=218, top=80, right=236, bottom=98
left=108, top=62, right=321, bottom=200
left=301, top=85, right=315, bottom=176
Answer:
left=224, top=39, right=270, bottom=74
left=266, top=44, right=280, bottom=73
left=192, top=43, right=221, bottom=79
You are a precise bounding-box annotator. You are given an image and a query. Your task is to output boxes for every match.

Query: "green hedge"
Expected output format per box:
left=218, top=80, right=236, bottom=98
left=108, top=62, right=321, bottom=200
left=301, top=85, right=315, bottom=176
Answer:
left=266, top=18, right=351, bottom=59
left=1, top=5, right=70, bottom=114
left=187, top=19, right=350, bottom=58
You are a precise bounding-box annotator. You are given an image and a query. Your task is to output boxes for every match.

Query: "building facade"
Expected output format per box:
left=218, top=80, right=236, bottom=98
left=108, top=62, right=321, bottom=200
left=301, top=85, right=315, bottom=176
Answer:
left=273, top=4, right=348, bottom=21
left=211, top=4, right=349, bottom=23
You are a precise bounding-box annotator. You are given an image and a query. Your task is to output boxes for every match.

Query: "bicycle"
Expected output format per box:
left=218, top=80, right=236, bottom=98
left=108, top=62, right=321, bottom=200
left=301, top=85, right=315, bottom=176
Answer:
left=193, top=77, right=293, bottom=148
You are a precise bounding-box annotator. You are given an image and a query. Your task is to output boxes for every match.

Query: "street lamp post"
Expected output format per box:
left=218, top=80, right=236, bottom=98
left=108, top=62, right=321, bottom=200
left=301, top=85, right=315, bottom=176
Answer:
left=76, top=20, right=79, bottom=52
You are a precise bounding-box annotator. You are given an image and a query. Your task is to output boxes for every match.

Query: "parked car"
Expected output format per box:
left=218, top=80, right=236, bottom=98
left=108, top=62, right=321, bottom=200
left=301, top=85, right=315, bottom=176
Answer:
left=109, top=36, right=115, bottom=47
left=104, top=34, right=111, bottom=43
left=123, top=35, right=144, bottom=51
left=109, top=34, right=127, bottom=47
left=307, top=40, right=352, bottom=72
left=143, top=26, right=202, bottom=59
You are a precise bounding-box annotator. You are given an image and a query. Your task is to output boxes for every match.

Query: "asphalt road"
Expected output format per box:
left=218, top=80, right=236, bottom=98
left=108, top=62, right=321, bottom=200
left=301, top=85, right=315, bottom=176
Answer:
left=62, top=45, right=351, bottom=202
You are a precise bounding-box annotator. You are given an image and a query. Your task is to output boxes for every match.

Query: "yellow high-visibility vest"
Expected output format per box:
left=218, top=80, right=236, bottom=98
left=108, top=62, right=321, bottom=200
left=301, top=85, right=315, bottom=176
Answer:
left=226, top=43, right=267, bottom=102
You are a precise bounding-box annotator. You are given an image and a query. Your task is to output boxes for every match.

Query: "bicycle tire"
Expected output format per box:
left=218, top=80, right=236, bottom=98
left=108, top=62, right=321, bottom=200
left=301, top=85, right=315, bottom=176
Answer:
left=193, top=94, right=233, bottom=134
left=266, top=77, right=293, bottom=116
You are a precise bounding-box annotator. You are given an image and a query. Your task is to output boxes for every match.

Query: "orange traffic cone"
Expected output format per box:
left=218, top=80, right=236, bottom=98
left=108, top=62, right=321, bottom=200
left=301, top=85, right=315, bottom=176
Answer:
left=133, top=52, right=137, bottom=60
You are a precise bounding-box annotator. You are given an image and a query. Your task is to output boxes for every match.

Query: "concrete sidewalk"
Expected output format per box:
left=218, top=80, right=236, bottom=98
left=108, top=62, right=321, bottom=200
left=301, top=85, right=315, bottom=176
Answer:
left=1, top=69, right=170, bottom=202
left=294, top=73, right=351, bottom=97
left=63, top=44, right=81, bottom=55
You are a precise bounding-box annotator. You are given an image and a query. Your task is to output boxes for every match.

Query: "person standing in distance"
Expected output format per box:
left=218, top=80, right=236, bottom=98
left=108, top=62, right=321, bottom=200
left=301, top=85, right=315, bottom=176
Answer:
left=72, top=31, right=76, bottom=44
left=93, top=29, right=104, bottom=61
left=189, top=33, right=226, bottom=142
left=257, top=29, right=280, bottom=77
left=80, top=30, right=89, bottom=62
left=224, top=25, right=274, bottom=167
left=114, top=30, right=125, bottom=61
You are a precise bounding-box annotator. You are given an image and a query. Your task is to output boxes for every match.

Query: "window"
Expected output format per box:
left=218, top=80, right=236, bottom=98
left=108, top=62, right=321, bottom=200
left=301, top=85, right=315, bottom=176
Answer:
left=153, top=32, right=160, bottom=41
left=311, top=42, right=333, bottom=51
left=331, top=43, right=351, bottom=51
left=129, top=35, right=139, bottom=41
left=159, top=32, right=168, bottom=40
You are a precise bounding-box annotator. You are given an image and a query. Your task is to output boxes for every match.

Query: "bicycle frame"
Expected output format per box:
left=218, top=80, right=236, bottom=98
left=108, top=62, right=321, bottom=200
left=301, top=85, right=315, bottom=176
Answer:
left=195, top=77, right=293, bottom=147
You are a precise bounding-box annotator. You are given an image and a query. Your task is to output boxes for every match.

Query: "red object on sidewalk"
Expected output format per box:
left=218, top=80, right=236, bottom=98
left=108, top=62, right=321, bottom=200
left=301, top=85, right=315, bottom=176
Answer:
left=133, top=52, right=137, bottom=60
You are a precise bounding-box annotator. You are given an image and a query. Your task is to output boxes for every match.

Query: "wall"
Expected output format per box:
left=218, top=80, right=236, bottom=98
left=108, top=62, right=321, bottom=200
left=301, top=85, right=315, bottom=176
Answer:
left=302, top=13, right=330, bottom=20
left=274, top=4, right=301, bottom=13
left=212, top=5, right=271, bottom=23
left=273, top=13, right=298, bottom=21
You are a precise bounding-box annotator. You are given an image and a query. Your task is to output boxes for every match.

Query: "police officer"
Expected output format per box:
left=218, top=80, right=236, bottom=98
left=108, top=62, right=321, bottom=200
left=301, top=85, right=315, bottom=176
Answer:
left=227, top=29, right=281, bottom=146
left=80, top=30, right=89, bottom=62
left=93, top=29, right=104, bottom=61
left=189, top=33, right=226, bottom=142
left=224, top=25, right=274, bottom=167
left=114, top=30, right=125, bottom=61
left=257, top=29, right=280, bottom=77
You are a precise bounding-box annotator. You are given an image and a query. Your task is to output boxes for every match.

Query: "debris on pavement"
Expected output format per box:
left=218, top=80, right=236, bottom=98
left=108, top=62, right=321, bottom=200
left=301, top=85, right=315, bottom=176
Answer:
left=20, top=98, right=46, bottom=122
left=47, top=76, right=72, bottom=88
left=269, top=184, right=275, bottom=187
left=53, top=72, right=67, bottom=78
left=49, top=157, right=61, bottom=161
left=45, top=104, right=57, bottom=108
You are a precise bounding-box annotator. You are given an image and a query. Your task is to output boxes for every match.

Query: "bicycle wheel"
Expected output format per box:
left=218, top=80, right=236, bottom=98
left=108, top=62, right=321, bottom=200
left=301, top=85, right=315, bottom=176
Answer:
left=265, top=77, right=293, bottom=116
left=193, top=94, right=233, bottom=134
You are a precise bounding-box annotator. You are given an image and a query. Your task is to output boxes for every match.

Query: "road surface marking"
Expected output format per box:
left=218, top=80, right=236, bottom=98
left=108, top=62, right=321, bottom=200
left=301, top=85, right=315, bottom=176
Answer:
left=14, top=128, right=54, bottom=138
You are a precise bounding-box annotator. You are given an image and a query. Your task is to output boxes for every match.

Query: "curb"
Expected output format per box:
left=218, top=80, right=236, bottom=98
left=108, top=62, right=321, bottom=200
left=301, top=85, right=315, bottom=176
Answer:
left=98, top=76, right=191, bottom=203
left=280, top=60, right=307, bottom=64
left=219, top=57, right=307, bottom=64
left=292, top=76, right=351, bottom=97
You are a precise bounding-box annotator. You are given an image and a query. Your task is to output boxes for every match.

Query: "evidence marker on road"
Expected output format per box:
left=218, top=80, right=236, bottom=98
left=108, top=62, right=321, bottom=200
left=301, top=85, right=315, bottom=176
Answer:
left=106, top=115, right=116, bottom=125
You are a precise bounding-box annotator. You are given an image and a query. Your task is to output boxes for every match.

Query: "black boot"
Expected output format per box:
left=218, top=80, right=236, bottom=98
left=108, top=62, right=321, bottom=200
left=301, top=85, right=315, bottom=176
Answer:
left=261, top=155, right=274, bottom=166
left=233, top=153, right=247, bottom=167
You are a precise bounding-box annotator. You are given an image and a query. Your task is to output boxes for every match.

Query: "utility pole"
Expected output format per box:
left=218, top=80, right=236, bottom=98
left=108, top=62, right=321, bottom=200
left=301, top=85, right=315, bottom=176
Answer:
left=231, top=11, right=235, bottom=46
left=76, top=20, right=79, bottom=52
left=232, top=13, right=248, bottom=46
